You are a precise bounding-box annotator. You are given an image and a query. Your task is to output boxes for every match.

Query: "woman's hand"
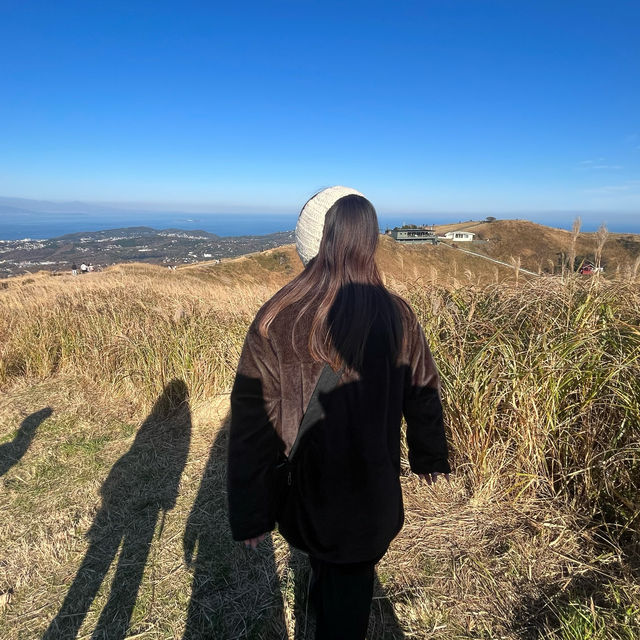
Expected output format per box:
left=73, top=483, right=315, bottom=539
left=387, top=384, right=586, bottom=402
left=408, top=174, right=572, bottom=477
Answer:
left=243, top=533, right=267, bottom=550
left=418, top=472, right=450, bottom=485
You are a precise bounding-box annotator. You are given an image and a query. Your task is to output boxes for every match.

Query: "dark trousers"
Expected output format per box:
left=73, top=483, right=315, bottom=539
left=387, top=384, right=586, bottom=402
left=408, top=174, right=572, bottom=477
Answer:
left=309, top=557, right=376, bottom=640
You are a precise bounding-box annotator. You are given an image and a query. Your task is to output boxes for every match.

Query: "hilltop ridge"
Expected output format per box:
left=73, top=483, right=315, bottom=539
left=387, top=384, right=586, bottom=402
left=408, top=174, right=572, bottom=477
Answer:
left=2, top=218, right=638, bottom=282
left=152, top=219, right=640, bottom=288
left=433, top=219, right=640, bottom=275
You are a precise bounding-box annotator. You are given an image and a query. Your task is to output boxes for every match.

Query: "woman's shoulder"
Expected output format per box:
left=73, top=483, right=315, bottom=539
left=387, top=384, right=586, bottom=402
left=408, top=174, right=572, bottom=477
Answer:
left=388, top=291, right=419, bottom=325
left=251, top=293, right=314, bottom=344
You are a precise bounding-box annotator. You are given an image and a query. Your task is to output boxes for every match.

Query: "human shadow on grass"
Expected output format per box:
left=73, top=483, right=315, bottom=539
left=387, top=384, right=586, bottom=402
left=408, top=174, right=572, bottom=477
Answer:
left=0, top=407, right=52, bottom=477
left=43, top=380, right=191, bottom=640
left=182, top=414, right=287, bottom=639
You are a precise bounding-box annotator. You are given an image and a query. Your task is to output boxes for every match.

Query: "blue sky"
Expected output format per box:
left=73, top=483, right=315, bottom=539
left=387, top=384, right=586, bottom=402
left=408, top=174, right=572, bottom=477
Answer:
left=1, top=0, right=639, bottom=229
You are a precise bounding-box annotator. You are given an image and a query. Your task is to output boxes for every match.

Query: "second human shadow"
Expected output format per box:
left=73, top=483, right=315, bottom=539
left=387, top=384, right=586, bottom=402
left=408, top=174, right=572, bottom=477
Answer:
left=43, top=379, right=191, bottom=640
left=182, top=414, right=287, bottom=639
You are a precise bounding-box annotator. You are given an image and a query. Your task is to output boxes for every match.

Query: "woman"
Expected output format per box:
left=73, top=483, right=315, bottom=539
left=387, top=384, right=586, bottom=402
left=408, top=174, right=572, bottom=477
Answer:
left=228, top=186, right=450, bottom=639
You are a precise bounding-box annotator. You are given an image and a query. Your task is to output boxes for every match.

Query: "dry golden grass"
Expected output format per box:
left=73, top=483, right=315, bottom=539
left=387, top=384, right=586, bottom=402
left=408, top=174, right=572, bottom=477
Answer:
left=433, top=219, right=640, bottom=279
left=1, top=241, right=639, bottom=639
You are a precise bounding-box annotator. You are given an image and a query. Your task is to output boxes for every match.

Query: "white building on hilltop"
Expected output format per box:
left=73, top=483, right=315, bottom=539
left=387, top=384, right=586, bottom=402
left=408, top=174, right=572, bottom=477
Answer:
left=444, top=231, right=475, bottom=242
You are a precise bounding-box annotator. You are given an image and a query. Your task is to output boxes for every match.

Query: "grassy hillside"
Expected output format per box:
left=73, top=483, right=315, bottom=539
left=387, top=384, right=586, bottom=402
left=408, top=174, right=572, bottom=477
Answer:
left=434, top=219, right=640, bottom=277
left=1, top=240, right=639, bottom=639
left=181, top=234, right=527, bottom=290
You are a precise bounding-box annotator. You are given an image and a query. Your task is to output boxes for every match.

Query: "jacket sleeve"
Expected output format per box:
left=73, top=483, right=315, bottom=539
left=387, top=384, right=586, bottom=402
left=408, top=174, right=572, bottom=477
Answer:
left=403, top=314, right=451, bottom=475
left=227, top=321, right=284, bottom=541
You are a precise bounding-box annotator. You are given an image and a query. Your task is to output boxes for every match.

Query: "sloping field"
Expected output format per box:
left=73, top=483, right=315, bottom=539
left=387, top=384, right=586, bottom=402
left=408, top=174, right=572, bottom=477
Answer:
left=181, top=234, right=526, bottom=290
left=1, top=241, right=639, bottom=639
left=434, top=219, right=640, bottom=277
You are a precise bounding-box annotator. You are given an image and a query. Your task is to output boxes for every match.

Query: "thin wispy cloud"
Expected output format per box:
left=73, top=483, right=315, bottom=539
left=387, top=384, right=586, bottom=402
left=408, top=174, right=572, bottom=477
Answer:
left=578, top=158, right=622, bottom=170
left=585, top=180, right=640, bottom=195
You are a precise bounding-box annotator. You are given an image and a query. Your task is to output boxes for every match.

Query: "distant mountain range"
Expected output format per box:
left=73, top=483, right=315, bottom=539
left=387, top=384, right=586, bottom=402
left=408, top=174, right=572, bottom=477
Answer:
left=0, top=196, right=284, bottom=216
left=0, top=196, right=129, bottom=215
left=53, top=226, right=221, bottom=240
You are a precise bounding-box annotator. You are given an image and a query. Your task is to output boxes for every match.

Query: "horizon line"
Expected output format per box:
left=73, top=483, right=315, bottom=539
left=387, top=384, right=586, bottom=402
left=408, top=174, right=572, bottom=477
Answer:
left=1, top=194, right=638, bottom=218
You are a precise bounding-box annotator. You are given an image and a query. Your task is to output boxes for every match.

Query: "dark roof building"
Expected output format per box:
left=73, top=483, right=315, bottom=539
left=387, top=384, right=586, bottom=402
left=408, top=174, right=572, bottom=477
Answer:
left=390, top=228, right=438, bottom=244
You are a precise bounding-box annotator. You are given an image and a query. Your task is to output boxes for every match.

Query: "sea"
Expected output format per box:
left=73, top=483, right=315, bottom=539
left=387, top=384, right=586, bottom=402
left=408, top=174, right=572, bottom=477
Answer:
left=0, top=210, right=638, bottom=241
left=0, top=211, right=413, bottom=241
left=0, top=212, right=296, bottom=241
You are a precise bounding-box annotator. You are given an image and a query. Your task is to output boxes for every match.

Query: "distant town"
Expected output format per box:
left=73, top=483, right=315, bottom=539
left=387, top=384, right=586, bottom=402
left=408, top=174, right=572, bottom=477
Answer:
left=0, top=227, right=295, bottom=278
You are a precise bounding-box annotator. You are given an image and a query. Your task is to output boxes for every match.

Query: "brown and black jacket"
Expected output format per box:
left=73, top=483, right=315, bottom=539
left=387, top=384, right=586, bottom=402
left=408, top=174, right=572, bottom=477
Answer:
left=227, top=292, right=450, bottom=563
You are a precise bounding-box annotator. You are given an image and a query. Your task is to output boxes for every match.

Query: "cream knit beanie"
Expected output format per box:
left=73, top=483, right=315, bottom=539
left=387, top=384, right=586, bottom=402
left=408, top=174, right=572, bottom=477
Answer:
left=295, top=185, right=365, bottom=266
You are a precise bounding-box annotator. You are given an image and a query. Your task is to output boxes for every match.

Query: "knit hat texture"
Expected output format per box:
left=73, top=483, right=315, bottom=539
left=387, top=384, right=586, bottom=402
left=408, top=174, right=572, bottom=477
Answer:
left=295, top=185, right=365, bottom=265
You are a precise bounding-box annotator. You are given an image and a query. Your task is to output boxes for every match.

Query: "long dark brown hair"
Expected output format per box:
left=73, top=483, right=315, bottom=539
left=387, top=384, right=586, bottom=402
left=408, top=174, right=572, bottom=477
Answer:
left=256, top=194, right=403, bottom=371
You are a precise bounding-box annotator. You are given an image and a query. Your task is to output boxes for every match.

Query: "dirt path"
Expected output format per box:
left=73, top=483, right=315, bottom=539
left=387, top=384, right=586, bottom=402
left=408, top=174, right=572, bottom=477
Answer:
left=440, top=242, right=540, bottom=276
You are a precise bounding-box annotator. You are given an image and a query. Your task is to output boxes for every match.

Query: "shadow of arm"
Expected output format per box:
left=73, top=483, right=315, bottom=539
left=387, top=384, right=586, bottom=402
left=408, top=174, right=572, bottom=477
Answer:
left=0, top=407, right=53, bottom=477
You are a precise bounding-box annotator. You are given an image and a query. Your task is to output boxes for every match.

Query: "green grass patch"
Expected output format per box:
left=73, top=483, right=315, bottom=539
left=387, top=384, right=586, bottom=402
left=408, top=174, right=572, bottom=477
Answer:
left=58, top=433, right=111, bottom=457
